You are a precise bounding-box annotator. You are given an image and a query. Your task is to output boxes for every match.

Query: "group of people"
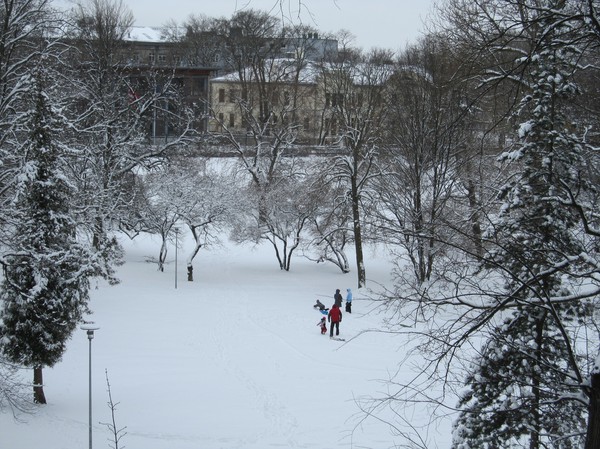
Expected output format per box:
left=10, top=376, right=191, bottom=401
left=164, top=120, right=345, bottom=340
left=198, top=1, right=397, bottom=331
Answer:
left=315, top=288, right=353, bottom=338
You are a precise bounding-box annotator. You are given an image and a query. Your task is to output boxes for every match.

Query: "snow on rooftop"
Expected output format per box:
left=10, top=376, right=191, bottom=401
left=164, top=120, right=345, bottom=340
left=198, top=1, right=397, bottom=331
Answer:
left=210, top=59, right=322, bottom=84
left=125, top=26, right=165, bottom=43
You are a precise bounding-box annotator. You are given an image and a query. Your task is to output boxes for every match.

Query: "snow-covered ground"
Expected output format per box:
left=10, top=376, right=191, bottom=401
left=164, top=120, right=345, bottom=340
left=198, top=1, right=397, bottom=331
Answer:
left=1, top=233, right=452, bottom=449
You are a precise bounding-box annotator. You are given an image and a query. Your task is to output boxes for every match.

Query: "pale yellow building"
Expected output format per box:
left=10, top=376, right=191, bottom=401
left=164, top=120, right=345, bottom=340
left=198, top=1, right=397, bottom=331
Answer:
left=208, top=59, right=348, bottom=146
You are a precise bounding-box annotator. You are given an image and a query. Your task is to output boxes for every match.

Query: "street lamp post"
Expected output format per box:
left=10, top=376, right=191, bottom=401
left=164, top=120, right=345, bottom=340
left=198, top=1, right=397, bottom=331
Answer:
left=174, top=227, right=179, bottom=289
left=80, top=323, right=99, bottom=449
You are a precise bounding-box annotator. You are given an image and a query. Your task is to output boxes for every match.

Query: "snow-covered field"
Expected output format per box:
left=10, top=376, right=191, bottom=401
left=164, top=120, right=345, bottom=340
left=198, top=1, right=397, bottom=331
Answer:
left=1, top=233, right=452, bottom=449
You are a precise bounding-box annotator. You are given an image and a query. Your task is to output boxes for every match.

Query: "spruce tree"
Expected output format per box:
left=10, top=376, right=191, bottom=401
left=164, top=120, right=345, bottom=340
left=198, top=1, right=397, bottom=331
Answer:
left=452, top=3, right=590, bottom=447
left=453, top=304, right=587, bottom=449
left=0, top=73, right=98, bottom=404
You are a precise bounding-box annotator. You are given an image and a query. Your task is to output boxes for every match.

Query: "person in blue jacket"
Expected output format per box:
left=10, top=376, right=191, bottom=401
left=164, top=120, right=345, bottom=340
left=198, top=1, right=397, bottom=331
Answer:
left=345, top=288, right=352, bottom=313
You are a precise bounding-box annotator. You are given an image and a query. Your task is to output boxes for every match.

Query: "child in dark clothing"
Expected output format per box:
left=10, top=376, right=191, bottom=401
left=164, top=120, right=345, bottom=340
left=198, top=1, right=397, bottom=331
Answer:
left=314, top=299, right=328, bottom=311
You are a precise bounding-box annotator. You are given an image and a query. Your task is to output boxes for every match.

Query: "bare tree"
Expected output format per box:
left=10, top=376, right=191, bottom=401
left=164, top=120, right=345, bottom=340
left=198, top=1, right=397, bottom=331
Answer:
left=178, top=164, right=237, bottom=279
left=230, top=158, right=319, bottom=271
left=63, top=0, right=194, bottom=257
left=374, top=36, right=476, bottom=284
left=129, top=168, right=181, bottom=272
left=304, top=160, right=351, bottom=273
left=0, top=358, right=34, bottom=418
left=100, top=369, right=127, bottom=449
left=134, top=157, right=237, bottom=278
left=204, top=10, right=323, bottom=270
left=317, top=48, right=394, bottom=287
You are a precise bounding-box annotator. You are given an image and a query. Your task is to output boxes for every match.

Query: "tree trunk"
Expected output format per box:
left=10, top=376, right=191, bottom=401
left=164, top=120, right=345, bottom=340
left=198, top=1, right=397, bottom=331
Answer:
left=466, top=178, right=483, bottom=258
left=350, top=174, right=365, bottom=288
left=352, top=206, right=365, bottom=287
left=529, top=313, right=545, bottom=449
left=187, top=224, right=204, bottom=282
left=33, top=365, right=46, bottom=404
left=92, top=216, right=104, bottom=251
left=158, top=237, right=167, bottom=272
left=585, top=371, right=600, bottom=449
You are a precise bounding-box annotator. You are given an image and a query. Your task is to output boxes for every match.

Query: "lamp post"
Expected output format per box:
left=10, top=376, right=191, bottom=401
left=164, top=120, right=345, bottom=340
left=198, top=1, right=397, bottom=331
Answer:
left=174, top=227, right=179, bottom=289
left=80, top=323, right=99, bottom=449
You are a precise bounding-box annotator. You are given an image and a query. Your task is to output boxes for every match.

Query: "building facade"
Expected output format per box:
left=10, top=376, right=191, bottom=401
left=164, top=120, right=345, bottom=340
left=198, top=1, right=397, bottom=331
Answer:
left=121, top=27, right=342, bottom=145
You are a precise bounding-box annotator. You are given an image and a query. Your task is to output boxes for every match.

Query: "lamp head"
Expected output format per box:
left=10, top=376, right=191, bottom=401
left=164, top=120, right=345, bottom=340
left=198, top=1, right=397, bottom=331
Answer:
left=80, top=323, right=100, bottom=340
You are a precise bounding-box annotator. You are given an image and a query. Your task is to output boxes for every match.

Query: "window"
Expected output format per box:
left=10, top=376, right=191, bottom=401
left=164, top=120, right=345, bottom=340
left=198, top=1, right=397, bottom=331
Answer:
left=332, top=93, right=342, bottom=107
left=229, top=113, right=235, bottom=128
left=303, top=117, right=310, bottom=131
left=326, top=92, right=343, bottom=108
left=148, top=52, right=155, bottom=64
left=172, top=77, right=184, bottom=90
left=283, top=91, right=290, bottom=106
left=158, top=54, right=167, bottom=64
left=325, top=118, right=338, bottom=136
left=218, top=88, right=225, bottom=103
left=191, top=78, right=206, bottom=96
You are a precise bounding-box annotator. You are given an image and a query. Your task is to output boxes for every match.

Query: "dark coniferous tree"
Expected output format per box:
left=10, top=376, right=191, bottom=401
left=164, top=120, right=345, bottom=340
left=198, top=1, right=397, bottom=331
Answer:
left=452, top=3, right=591, bottom=447
left=453, top=305, right=587, bottom=449
left=0, top=74, right=97, bottom=404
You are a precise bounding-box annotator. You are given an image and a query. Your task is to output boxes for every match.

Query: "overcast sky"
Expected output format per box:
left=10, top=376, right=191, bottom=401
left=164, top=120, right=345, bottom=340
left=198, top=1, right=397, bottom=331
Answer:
left=57, top=0, right=436, bottom=50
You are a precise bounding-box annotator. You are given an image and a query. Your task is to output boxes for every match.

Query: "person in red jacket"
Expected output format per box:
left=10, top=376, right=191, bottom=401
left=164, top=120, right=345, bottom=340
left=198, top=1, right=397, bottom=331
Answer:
left=327, top=303, right=342, bottom=338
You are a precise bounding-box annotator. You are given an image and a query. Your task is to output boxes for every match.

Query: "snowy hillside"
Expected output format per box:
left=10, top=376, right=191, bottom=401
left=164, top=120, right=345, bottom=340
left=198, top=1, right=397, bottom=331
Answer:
left=0, top=233, right=452, bottom=449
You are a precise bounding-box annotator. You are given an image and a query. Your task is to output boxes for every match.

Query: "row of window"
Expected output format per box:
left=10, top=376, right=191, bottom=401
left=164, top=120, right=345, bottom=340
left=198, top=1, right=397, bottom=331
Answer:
left=217, top=88, right=344, bottom=107
left=129, top=52, right=220, bottom=66
left=215, top=113, right=341, bottom=135
left=217, top=112, right=313, bottom=130
left=218, top=88, right=248, bottom=103
left=218, top=88, right=290, bottom=104
left=129, top=76, right=208, bottom=97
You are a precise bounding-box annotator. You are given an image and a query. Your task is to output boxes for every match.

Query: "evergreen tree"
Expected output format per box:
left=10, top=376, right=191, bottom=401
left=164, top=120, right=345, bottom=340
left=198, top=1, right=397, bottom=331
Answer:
left=453, top=305, right=587, bottom=449
left=0, top=72, right=101, bottom=404
left=452, top=3, right=591, bottom=447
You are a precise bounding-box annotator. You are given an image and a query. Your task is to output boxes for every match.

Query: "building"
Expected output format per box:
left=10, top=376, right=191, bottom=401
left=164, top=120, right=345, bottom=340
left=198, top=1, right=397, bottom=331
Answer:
left=208, top=59, right=322, bottom=144
left=120, top=27, right=340, bottom=144
left=208, top=59, right=394, bottom=148
left=122, top=27, right=219, bottom=140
